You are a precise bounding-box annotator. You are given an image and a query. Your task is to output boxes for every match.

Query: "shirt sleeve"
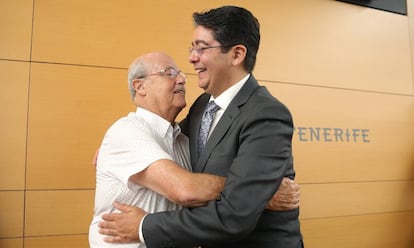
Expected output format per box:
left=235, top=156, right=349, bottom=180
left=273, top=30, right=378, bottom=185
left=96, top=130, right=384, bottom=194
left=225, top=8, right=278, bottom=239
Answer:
left=97, top=116, right=173, bottom=186
left=139, top=214, right=147, bottom=244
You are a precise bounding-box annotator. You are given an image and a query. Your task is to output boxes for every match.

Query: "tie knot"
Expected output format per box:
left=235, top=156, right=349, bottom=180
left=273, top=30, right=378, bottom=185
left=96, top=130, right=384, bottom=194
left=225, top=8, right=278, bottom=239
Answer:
left=205, top=101, right=220, bottom=114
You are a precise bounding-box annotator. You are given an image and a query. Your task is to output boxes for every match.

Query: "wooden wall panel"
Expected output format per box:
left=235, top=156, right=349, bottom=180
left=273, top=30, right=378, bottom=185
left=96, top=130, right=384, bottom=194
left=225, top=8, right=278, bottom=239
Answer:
left=409, top=16, right=414, bottom=88
left=300, top=181, right=414, bottom=219
left=261, top=81, right=414, bottom=183
left=0, top=238, right=23, bottom=248
left=25, top=235, right=88, bottom=248
left=31, top=0, right=196, bottom=69
left=301, top=211, right=414, bottom=248
left=31, top=0, right=262, bottom=71
left=0, top=191, right=24, bottom=238
left=26, top=63, right=132, bottom=189
left=0, top=0, right=33, bottom=61
left=255, top=0, right=413, bottom=95
left=0, top=61, right=30, bottom=190
left=25, top=190, right=94, bottom=236
left=30, top=0, right=414, bottom=94
left=0, top=0, right=411, bottom=247
left=32, top=0, right=414, bottom=94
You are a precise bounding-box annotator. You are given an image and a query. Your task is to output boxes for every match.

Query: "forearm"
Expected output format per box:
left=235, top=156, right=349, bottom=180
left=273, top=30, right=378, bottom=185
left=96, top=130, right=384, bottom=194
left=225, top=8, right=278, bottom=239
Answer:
left=130, top=159, right=225, bottom=207
left=177, top=173, right=225, bottom=207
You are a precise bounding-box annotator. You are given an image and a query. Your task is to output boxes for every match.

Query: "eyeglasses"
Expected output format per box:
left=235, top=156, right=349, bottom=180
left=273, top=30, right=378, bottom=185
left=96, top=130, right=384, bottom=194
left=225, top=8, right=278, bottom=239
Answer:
left=188, top=44, right=235, bottom=56
left=137, top=67, right=186, bottom=80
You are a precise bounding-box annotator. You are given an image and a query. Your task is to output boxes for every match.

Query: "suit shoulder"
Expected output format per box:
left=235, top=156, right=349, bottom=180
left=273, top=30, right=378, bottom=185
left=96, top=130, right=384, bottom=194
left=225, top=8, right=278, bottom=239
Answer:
left=252, top=86, right=292, bottom=115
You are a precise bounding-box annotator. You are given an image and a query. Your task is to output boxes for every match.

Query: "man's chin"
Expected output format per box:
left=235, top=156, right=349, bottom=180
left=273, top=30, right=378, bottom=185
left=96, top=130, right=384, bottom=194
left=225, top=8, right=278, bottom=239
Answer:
left=177, top=102, right=186, bottom=110
left=198, top=82, right=208, bottom=91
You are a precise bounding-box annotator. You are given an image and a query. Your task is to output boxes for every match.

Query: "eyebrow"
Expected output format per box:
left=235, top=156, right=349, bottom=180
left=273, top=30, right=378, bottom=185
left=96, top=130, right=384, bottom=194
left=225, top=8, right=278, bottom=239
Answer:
left=191, top=40, right=210, bottom=46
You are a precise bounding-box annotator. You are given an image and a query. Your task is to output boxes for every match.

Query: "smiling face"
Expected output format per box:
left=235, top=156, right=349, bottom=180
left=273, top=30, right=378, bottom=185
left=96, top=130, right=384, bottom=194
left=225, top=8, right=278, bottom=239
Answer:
left=188, top=26, right=236, bottom=97
left=132, top=52, right=186, bottom=123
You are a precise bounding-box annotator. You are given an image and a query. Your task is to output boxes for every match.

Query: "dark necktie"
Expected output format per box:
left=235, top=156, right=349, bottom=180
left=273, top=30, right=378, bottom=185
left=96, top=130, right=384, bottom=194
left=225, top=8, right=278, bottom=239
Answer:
left=198, top=101, right=220, bottom=155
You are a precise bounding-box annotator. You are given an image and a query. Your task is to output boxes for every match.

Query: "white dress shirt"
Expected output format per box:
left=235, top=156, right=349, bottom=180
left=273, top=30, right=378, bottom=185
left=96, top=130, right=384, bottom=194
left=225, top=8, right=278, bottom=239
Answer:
left=207, top=73, right=250, bottom=138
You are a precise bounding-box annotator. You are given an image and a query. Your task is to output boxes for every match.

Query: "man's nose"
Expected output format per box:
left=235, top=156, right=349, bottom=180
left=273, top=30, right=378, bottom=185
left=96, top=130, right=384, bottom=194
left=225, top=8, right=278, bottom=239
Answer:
left=188, top=51, right=199, bottom=63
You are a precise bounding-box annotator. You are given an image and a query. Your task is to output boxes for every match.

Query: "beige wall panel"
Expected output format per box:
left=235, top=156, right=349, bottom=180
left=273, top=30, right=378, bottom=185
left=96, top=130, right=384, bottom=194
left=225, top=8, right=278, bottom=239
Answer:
left=25, top=235, right=88, bottom=248
left=26, top=63, right=133, bottom=189
left=31, top=0, right=263, bottom=71
left=0, top=238, right=23, bottom=248
left=410, top=16, right=414, bottom=91
left=0, top=191, right=24, bottom=238
left=301, top=211, right=414, bottom=248
left=31, top=0, right=196, bottom=69
left=300, top=181, right=414, bottom=219
left=0, top=61, right=29, bottom=190
left=31, top=0, right=413, bottom=94
left=254, top=0, right=413, bottom=95
left=25, top=190, right=94, bottom=236
left=0, top=0, right=33, bottom=60
left=260, top=81, right=414, bottom=183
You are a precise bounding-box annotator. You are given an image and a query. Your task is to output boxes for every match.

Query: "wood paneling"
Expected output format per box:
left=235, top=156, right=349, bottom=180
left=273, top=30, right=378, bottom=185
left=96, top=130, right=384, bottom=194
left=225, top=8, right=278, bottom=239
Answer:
left=0, top=60, right=29, bottom=190
left=26, top=63, right=131, bottom=189
left=255, top=0, right=413, bottom=95
left=31, top=0, right=196, bottom=69
left=262, top=81, right=414, bottom=183
left=25, top=190, right=94, bottom=236
left=0, top=191, right=24, bottom=238
left=31, top=0, right=264, bottom=71
left=0, top=238, right=23, bottom=248
left=301, top=211, right=414, bottom=248
left=0, top=1, right=412, bottom=247
left=0, top=0, right=33, bottom=60
left=300, top=181, right=414, bottom=219
left=409, top=17, right=414, bottom=89
left=25, top=235, right=88, bottom=248
left=29, top=0, right=414, bottom=94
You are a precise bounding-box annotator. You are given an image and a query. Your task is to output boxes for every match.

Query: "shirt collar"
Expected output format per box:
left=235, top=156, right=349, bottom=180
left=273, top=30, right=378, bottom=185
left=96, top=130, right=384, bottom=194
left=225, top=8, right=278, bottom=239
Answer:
left=210, top=73, right=250, bottom=111
left=135, top=107, right=181, bottom=139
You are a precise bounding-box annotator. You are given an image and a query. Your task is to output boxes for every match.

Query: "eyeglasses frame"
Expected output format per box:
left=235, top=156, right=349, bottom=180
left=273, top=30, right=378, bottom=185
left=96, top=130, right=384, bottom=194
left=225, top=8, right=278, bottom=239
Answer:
left=136, top=67, right=186, bottom=80
left=188, top=44, right=236, bottom=56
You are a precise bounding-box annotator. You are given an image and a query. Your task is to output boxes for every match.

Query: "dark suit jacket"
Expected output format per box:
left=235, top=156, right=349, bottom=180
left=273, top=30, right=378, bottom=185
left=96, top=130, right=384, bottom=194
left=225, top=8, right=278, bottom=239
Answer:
left=142, top=75, right=303, bottom=248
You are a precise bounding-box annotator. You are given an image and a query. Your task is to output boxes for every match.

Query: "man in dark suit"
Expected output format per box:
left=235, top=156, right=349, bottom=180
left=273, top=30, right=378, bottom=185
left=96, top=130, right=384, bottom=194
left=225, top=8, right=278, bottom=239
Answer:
left=99, top=5, right=303, bottom=247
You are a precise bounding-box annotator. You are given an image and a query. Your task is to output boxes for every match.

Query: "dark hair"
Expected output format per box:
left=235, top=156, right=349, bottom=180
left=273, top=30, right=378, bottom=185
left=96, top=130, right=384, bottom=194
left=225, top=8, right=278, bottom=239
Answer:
left=193, top=6, right=260, bottom=72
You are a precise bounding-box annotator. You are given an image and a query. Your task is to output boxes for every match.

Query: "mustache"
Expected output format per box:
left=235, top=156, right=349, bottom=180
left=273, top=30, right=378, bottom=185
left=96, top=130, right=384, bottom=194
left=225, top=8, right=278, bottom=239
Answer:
left=174, top=86, right=186, bottom=93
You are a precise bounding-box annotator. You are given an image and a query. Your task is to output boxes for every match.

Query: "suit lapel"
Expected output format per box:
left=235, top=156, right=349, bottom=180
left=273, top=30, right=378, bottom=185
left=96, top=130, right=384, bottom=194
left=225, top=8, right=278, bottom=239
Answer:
left=195, top=76, right=259, bottom=172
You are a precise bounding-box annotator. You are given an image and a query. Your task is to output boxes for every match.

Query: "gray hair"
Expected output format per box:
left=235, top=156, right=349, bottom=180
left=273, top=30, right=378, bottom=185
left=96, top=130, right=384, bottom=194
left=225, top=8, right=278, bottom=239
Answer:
left=127, top=59, right=148, bottom=99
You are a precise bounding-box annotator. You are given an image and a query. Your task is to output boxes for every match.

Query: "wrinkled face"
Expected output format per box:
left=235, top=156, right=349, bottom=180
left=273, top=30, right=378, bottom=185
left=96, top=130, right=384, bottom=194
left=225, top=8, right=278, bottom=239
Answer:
left=141, top=55, right=186, bottom=118
left=188, top=26, right=233, bottom=97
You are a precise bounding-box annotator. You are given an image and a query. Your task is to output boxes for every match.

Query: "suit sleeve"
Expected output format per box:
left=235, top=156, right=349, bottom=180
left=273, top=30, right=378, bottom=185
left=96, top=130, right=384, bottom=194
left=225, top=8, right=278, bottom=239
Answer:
left=142, top=95, right=294, bottom=247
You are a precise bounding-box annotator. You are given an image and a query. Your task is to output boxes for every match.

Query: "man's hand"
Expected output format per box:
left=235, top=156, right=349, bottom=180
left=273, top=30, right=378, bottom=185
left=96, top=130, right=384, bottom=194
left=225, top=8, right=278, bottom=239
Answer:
left=98, top=202, right=147, bottom=243
left=266, top=177, right=300, bottom=211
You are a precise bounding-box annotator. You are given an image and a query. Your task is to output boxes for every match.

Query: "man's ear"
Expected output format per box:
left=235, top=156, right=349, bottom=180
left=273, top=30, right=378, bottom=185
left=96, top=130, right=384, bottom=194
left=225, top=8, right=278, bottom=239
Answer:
left=133, top=79, right=146, bottom=96
left=231, top=45, right=247, bottom=66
